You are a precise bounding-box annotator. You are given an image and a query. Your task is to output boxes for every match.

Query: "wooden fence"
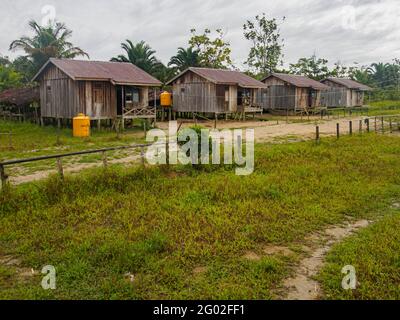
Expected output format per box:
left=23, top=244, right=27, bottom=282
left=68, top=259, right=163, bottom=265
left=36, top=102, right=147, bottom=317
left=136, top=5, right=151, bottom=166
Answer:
left=315, top=115, right=400, bottom=143
left=0, top=143, right=155, bottom=190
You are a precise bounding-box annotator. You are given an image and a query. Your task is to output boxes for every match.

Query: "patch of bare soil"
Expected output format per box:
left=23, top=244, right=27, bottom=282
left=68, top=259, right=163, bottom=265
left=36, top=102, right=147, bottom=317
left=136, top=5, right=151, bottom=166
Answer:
left=193, top=266, right=208, bottom=275
left=279, top=219, right=370, bottom=300
left=0, top=255, right=38, bottom=282
left=243, top=251, right=261, bottom=261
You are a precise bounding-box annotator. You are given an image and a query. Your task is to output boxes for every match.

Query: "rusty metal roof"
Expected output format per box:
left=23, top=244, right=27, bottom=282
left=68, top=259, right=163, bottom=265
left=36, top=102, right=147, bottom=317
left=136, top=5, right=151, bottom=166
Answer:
left=0, top=86, right=40, bottom=106
left=33, top=58, right=162, bottom=86
left=262, top=73, right=330, bottom=90
left=167, top=67, right=268, bottom=88
left=322, top=78, right=372, bottom=91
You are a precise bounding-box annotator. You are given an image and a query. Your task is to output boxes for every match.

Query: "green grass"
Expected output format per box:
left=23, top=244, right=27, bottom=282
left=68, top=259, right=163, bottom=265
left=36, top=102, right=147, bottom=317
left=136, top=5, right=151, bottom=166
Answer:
left=318, top=212, right=400, bottom=300
left=368, top=100, right=400, bottom=116
left=0, top=120, right=146, bottom=162
left=0, top=133, right=400, bottom=299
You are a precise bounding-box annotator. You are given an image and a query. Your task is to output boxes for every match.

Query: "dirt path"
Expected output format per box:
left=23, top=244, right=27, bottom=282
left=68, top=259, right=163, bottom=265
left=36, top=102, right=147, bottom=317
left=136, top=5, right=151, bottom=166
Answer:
left=280, top=219, right=370, bottom=300
left=157, top=116, right=366, bottom=142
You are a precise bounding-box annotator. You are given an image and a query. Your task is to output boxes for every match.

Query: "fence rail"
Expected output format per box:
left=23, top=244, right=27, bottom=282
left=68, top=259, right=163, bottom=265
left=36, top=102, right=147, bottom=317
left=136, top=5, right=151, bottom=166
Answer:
left=0, top=142, right=155, bottom=189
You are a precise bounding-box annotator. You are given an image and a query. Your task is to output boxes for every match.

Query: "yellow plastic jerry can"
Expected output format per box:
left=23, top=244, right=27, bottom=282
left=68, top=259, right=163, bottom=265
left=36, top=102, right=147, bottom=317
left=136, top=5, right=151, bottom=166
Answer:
left=160, top=91, right=172, bottom=107
left=73, top=113, right=91, bottom=137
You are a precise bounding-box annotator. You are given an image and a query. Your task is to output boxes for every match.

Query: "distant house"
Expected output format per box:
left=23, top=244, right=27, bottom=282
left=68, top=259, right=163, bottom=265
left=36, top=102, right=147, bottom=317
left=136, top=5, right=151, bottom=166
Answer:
left=261, top=73, right=329, bottom=112
left=166, top=67, right=268, bottom=116
left=320, top=78, right=372, bottom=107
left=32, top=58, right=162, bottom=126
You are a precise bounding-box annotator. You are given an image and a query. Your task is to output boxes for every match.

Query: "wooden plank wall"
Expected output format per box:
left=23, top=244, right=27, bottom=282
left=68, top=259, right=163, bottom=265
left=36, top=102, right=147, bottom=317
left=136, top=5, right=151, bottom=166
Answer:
left=38, top=64, right=118, bottom=119
left=265, top=85, right=296, bottom=110
left=321, top=88, right=348, bottom=107
left=40, top=64, right=76, bottom=118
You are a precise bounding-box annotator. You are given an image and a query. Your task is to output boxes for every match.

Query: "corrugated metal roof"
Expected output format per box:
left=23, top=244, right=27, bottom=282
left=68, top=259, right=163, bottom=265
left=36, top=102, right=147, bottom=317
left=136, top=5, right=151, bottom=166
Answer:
left=33, top=58, right=162, bottom=86
left=0, top=86, right=39, bottom=106
left=323, top=78, right=372, bottom=91
left=167, top=67, right=268, bottom=88
left=262, top=73, right=330, bottom=90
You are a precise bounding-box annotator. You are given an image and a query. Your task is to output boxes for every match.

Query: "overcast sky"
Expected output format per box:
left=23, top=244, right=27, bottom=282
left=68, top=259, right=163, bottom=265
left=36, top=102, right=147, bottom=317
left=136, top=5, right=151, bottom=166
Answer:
left=1, top=0, right=400, bottom=69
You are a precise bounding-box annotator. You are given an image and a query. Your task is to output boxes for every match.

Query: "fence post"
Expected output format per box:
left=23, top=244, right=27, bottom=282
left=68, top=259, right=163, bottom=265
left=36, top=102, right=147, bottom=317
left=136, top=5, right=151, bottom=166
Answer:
left=349, top=121, right=353, bottom=136
left=389, top=118, right=393, bottom=133
left=102, top=151, right=108, bottom=167
left=316, top=126, right=320, bottom=144
left=140, top=146, right=145, bottom=166
left=359, top=120, right=362, bottom=134
left=8, top=132, right=12, bottom=149
left=381, top=117, right=384, bottom=133
left=56, top=157, right=64, bottom=180
left=374, top=117, right=377, bottom=132
left=366, top=119, right=370, bottom=133
left=336, top=123, right=340, bottom=139
left=0, top=164, right=8, bottom=190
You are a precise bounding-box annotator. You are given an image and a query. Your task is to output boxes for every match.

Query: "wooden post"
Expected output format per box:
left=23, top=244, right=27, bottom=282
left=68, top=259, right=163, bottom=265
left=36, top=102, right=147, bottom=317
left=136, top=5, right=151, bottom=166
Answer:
left=214, top=113, right=217, bottom=129
left=8, top=132, right=12, bottom=149
left=102, top=151, right=108, bottom=167
left=141, top=147, right=145, bottom=166
left=381, top=117, right=384, bottom=133
left=57, top=157, right=64, bottom=180
left=374, top=117, right=377, bottom=132
left=97, top=119, right=101, bottom=131
left=336, top=123, right=340, bottom=139
left=389, top=118, right=393, bottom=133
left=359, top=120, right=362, bottom=134
left=166, top=139, right=170, bottom=166
left=316, top=126, right=320, bottom=144
left=0, top=164, right=7, bottom=190
left=349, top=121, right=353, bottom=135
left=366, top=119, right=370, bottom=133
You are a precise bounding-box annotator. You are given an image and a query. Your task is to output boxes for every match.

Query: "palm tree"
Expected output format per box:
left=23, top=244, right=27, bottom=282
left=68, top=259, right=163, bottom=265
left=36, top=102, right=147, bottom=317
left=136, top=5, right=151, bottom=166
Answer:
left=111, top=40, right=160, bottom=75
left=168, top=47, right=200, bottom=72
left=367, top=63, right=390, bottom=87
left=9, top=20, right=89, bottom=73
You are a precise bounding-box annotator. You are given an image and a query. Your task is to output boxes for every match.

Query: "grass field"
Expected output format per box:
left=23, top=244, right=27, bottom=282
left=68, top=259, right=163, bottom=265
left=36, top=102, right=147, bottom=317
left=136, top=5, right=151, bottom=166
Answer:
left=318, top=213, right=400, bottom=300
left=1, top=133, right=400, bottom=300
left=0, top=119, right=147, bottom=161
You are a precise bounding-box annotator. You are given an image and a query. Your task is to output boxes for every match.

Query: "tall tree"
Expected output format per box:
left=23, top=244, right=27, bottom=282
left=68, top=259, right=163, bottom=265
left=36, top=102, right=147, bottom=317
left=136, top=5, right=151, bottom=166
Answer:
left=349, top=66, right=373, bottom=86
left=0, top=65, right=22, bottom=91
left=9, top=20, right=89, bottom=74
left=168, top=47, right=200, bottom=72
left=189, top=28, right=232, bottom=69
left=111, top=40, right=160, bottom=76
left=243, top=13, right=285, bottom=76
left=367, top=63, right=391, bottom=86
left=0, top=55, right=11, bottom=67
left=289, top=54, right=331, bottom=80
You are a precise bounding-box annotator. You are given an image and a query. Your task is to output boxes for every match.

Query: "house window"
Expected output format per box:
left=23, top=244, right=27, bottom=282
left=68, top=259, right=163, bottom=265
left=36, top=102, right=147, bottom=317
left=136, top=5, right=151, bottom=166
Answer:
left=181, top=88, right=186, bottom=94
left=125, top=88, right=140, bottom=104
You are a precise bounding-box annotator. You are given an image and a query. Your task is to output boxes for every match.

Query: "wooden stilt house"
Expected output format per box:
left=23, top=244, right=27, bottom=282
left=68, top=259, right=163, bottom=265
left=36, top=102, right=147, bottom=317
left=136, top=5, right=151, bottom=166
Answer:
left=262, top=73, right=329, bottom=113
left=166, top=67, right=268, bottom=116
left=320, top=78, right=372, bottom=107
left=32, top=58, right=162, bottom=126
